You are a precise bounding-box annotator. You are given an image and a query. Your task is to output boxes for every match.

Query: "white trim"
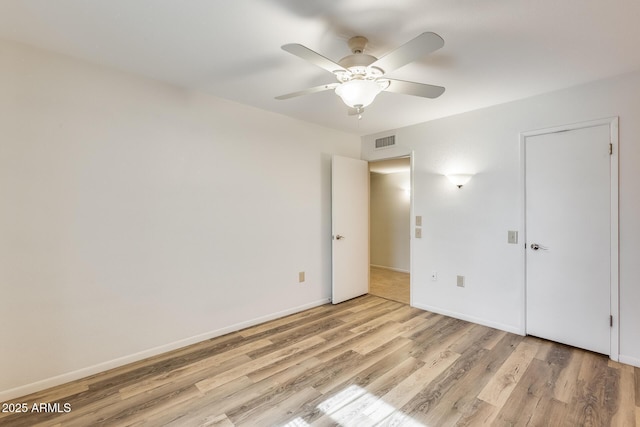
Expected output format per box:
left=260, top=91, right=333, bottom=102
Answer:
left=618, top=354, right=640, bottom=368
left=412, top=302, right=522, bottom=335
left=370, top=264, right=410, bottom=274
left=609, top=117, right=620, bottom=361
left=0, top=298, right=330, bottom=402
left=518, top=131, right=527, bottom=336
left=520, top=117, right=619, bottom=361
left=409, top=151, right=415, bottom=308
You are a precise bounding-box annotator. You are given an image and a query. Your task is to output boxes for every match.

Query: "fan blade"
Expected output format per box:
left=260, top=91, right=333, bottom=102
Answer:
left=384, top=79, right=445, bottom=99
left=282, top=44, right=348, bottom=74
left=370, top=32, right=444, bottom=74
left=275, top=83, right=340, bottom=100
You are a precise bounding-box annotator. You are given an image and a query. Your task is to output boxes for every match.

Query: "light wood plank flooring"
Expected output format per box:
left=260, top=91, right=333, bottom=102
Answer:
left=2, top=295, right=637, bottom=426
left=369, top=266, right=410, bottom=304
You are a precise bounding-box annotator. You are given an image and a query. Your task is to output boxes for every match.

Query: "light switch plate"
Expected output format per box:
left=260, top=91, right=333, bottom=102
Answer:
left=457, top=275, right=465, bottom=287
left=508, top=230, right=518, bottom=244
left=415, top=228, right=422, bottom=238
left=416, top=216, right=422, bottom=226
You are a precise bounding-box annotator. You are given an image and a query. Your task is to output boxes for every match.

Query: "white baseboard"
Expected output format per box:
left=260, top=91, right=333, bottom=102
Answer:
left=618, top=354, right=640, bottom=368
left=370, top=264, right=410, bottom=274
left=0, top=298, right=330, bottom=402
left=412, top=302, right=522, bottom=335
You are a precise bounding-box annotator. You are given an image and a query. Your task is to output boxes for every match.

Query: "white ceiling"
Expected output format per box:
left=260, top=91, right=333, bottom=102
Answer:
left=1, top=0, right=639, bottom=136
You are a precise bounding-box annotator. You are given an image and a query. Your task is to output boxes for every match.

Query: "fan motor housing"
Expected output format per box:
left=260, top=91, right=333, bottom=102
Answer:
left=338, top=54, right=377, bottom=69
left=337, top=54, right=384, bottom=82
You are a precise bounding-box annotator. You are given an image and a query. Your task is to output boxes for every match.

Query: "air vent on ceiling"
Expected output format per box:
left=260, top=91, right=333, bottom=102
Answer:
left=374, top=135, right=396, bottom=150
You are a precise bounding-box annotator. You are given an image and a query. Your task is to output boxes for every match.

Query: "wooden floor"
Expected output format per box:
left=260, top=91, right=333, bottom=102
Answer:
left=2, top=295, right=638, bottom=426
left=369, top=266, right=410, bottom=304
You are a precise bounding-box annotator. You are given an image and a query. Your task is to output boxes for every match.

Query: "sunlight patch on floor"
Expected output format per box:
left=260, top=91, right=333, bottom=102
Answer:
left=282, top=385, right=426, bottom=426
left=282, top=417, right=310, bottom=426
left=317, top=385, right=367, bottom=414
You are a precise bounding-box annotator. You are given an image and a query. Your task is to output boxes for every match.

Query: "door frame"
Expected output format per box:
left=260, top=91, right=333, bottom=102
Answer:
left=519, top=117, right=619, bottom=360
left=367, top=154, right=414, bottom=305
left=360, top=146, right=416, bottom=307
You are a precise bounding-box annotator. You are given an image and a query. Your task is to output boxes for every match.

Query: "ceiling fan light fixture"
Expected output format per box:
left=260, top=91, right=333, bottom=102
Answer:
left=277, top=32, right=445, bottom=109
left=335, top=79, right=383, bottom=108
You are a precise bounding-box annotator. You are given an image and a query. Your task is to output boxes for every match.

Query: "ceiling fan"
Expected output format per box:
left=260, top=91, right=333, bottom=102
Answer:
left=275, top=32, right=446, bottom=115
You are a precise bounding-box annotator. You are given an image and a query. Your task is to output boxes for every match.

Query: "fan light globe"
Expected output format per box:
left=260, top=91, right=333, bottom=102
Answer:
left=335, top=80, right=383, bottom=108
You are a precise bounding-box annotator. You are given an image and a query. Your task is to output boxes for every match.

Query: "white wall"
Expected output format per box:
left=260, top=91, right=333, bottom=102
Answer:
left=370, top=172, right=410, bottom=271
left=362, top=71, right=640, bottom=366
left=0, top=39, right=361, bottom=399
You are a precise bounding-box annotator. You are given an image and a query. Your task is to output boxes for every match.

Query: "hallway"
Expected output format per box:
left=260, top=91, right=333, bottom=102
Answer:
left=369, top=266, right=410, bottom=304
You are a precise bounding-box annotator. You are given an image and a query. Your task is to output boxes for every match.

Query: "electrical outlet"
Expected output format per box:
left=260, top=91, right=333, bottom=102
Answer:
left=415, top=228, right=422, bottom=238
left=457, top=275, right=465, bottom=287
left=299, top=272, right=305, bottom=283
left=431, top=271, right=437, bottom=281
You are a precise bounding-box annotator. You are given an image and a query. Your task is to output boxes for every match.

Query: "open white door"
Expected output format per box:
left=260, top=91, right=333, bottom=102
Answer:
left=332, top=155, right=369, bottom=304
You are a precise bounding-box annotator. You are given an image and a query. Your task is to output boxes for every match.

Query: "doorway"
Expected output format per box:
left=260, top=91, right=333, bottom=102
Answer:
left=523, top=118, right=618, bottom=356
left=368, top=157, right=411, bottom=304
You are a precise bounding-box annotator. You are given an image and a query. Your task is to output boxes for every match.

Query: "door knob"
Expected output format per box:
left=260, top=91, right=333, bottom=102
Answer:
left=530, top=243, right=548, bottom=250
left=335, top=235, right=345, bottom=240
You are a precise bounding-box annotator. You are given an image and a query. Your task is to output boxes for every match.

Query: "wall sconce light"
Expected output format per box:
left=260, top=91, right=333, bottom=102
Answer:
left=446, top=174, right=473, bottom=188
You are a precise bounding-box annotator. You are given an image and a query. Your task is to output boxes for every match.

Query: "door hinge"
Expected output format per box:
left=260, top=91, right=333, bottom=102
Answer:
left=609, top=143, right=613, bottom=155
left=610, top=315, right=613, bottom=327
